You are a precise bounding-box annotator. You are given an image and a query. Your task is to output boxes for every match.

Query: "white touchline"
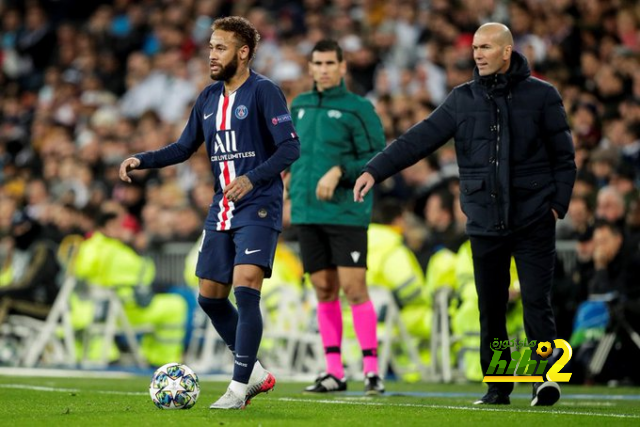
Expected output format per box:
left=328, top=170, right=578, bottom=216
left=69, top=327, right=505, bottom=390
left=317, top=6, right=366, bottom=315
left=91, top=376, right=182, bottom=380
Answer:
left=1, top=384, right=637, bottom=419
left=0, top=384, right=146, bottom=396
left=276, top=397, right=640, bottom=419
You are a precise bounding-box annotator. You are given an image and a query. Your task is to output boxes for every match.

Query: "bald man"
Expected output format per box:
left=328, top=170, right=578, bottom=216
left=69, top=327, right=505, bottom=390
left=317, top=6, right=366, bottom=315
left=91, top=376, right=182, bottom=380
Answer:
left=355, top=23, right=576, bottom=406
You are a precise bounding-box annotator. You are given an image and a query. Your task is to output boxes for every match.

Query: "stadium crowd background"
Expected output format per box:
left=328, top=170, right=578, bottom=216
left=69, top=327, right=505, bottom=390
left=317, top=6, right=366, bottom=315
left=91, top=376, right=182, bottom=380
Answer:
left=1, top=0, right=640, bottom=382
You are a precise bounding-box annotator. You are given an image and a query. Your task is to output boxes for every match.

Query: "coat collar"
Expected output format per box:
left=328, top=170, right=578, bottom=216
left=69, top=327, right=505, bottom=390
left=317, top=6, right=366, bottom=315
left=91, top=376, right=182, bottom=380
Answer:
left=474, top=51, right=531, bottom=96
left=313, top=79, right=348, bottom=97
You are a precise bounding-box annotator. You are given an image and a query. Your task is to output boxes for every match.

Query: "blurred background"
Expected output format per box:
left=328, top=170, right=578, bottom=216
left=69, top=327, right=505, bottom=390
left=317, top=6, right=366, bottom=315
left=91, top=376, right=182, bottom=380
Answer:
left=1, top=0, right=640, bottom=386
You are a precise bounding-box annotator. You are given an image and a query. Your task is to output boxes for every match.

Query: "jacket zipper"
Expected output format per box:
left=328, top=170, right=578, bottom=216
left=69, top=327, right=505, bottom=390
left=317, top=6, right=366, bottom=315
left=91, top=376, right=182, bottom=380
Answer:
left=495, top=106, right=505, bottom=231
left=311, top=91, right=323, bottom=208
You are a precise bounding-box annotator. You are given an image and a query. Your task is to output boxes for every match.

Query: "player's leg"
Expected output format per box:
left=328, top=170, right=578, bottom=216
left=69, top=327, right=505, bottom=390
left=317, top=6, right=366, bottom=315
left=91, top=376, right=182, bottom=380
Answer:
left=469, top=234, right=513, bottom=404
left=332, top=225, right=384, bottom=395
left=196, top=229, right=236, bottom=353
left=211, top=226, right=278, bottom=409
left=513, top=211, right=560, bottom=406
left=298, top=225, right=345, bottom=392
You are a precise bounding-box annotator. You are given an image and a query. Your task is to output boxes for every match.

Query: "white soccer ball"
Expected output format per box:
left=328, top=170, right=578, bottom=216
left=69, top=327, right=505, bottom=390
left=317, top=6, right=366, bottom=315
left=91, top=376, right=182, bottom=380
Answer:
left=149, top=362, right=200, bottom=409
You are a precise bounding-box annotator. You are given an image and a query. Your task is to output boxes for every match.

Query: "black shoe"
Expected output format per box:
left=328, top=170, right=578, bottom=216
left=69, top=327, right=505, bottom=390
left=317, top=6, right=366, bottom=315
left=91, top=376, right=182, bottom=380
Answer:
left=364, top=372, right=385, bottom=395
left=473, top=391, right=511, bottom=405
left=304, top=373, right=347, bottom=393
left=531, top=381, right=561, bottom=407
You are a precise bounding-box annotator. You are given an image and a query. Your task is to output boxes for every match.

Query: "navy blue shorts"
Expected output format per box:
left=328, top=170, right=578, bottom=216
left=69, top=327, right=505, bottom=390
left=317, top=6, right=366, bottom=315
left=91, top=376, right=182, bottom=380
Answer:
left=195, top=226, right=279, bottom=284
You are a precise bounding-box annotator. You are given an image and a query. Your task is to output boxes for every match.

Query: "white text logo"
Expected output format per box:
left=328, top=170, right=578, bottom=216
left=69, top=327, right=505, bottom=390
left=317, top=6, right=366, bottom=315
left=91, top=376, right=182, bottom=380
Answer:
left=214, top=131, right=237, bottom=154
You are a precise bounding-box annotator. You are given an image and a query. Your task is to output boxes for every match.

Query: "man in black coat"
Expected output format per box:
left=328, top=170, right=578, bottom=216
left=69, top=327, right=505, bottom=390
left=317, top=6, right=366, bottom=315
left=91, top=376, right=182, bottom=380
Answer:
left=354, top=23, right=576, bottom=406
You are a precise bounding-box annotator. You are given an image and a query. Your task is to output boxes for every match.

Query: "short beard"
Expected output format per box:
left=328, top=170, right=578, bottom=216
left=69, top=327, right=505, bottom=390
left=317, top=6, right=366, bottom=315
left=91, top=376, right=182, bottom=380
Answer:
left=210, top=55, right=239, bottom=82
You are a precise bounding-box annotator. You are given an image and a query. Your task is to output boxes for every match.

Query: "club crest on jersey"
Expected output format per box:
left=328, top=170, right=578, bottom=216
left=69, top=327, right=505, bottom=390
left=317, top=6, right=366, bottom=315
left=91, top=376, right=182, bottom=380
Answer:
left=271, top=114, right=292, bottom=125
left=235, top=105, right=248, bottom=120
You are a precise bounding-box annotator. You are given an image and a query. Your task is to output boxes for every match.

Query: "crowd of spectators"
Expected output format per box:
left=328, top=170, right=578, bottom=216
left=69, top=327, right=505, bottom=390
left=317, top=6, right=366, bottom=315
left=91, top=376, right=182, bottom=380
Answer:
left=1, top=0, right=640, bottom=381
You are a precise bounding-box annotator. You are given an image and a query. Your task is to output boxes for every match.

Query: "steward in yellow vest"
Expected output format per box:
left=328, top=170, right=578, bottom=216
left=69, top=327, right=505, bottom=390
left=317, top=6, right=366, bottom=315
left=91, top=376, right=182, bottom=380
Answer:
left=73, top=211, right=188, bottom=366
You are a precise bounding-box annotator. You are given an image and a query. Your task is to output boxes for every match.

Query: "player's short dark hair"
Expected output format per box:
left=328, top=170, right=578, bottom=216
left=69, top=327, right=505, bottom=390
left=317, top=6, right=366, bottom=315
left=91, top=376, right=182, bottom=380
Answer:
left=311, top=39, right=343, bottom=62
left=211, top=16, right=261, bottom=61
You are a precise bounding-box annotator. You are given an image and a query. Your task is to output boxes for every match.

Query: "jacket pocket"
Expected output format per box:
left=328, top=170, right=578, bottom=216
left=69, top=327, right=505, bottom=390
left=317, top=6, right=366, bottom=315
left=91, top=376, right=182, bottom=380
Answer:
left=512, top=174, right=552, bottom=190
left=459, top=178, right=492, bottom=232
left=460, top=178, right=484, bottom=196
left=511, top=173, right=555, bottom=226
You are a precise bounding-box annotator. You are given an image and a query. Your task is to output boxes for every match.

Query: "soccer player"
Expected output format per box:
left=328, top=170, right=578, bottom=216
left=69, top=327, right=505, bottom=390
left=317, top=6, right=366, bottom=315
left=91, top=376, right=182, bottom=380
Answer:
left=289, top=40, right=386, bottom=395
left=119, top=16, right=300, bottom=409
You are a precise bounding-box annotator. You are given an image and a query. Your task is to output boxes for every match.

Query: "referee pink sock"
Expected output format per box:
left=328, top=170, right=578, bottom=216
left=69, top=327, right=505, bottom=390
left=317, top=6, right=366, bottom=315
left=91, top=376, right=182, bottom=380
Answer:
left=317, top=300, right=344, bottom=379
left=352, top=300, right=379, bottom=375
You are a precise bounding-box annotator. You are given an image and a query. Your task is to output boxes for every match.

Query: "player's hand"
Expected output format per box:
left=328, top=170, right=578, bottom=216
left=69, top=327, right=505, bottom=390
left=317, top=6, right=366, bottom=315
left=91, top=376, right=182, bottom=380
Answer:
left=224, top=175, right=253, bottom=203
left=353, top=172, right=375, bottom=202
left=316, top=166, right=342, bottom=201
left=552, top=209, right=558, bottom=221
left=119, top=157, right=141, bottom=183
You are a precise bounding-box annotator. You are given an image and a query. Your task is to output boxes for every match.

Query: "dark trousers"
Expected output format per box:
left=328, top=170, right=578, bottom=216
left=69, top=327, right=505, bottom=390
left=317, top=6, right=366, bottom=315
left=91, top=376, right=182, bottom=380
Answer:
left=470, top=211, right=557, bottom=394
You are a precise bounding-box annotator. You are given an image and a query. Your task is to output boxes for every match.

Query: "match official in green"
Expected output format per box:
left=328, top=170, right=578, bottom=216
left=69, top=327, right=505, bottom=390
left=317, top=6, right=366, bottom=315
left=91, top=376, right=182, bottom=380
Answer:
left=289, top=39, right=386, bottom=395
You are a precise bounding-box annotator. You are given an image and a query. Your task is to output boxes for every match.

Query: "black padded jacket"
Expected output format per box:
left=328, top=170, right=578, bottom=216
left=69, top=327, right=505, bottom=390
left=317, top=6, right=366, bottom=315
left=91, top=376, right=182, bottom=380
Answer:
left=365, top=52, right=576, bottom=236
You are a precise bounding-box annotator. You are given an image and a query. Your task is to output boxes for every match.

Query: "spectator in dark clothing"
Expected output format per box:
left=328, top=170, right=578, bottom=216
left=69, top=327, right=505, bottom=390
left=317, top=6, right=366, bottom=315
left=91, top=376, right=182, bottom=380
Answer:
left=0, top=211, right=60, bottom=325
left=15, top=5, right=57, bottom=90
left=590, top=221, right=630, bottom=295
left=626, top=195, right=640, bottom=251
left=570, top=220, right=640, bottom=384
left=573, top=226, right=596, bottom=305
left=595, top=186, right=626, bottom=226
left=416, top=188, right=466, bottom=271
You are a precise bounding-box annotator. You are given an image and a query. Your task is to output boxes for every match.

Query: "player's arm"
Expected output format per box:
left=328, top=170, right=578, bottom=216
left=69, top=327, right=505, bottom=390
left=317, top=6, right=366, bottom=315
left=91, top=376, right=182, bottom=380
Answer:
left=226, top=81, right=300, bottom=202
left=367, top=92, right=457, bottom=182
left=120, top=94, right=206, bottom=182
left=226, top=139, right=299, bottom=202
left=355, top=91, right=458, bottom=201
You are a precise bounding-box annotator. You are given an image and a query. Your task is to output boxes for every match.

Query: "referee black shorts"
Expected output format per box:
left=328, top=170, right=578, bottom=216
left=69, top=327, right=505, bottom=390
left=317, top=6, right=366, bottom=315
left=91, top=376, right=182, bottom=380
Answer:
left=296, top=224, right=367, bottom=274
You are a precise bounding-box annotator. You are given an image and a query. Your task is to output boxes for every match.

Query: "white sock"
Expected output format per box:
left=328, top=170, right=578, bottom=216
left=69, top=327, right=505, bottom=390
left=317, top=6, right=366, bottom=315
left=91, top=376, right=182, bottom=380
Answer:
left=229, top=380, right=248, bottom=397
left=249, top=360, right=266, bottom=383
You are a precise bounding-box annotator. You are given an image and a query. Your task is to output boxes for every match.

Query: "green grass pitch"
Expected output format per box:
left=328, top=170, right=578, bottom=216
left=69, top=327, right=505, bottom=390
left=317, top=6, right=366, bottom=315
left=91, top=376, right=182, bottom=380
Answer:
left=1, top=374, right=639, bottom=426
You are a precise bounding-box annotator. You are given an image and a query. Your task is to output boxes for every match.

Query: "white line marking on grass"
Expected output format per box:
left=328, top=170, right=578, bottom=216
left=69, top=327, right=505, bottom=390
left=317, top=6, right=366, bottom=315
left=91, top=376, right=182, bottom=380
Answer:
left=1, top=385, right=80, bottom=393
left=278, top=397, right=640, bottom=419
left=559, top=401, right=616, bottom=407
left=3, top=384, right=637, bottom=419
left=0, top=384, right=146, bottom=396
left=0, top=367, right=139, bottom=378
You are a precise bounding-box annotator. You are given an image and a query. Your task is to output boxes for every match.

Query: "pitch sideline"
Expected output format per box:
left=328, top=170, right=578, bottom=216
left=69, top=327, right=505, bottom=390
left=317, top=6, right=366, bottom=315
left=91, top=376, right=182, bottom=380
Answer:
left=279, top=397, right=640, bottom=419
left=1, top=384, right=638, bottom=419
